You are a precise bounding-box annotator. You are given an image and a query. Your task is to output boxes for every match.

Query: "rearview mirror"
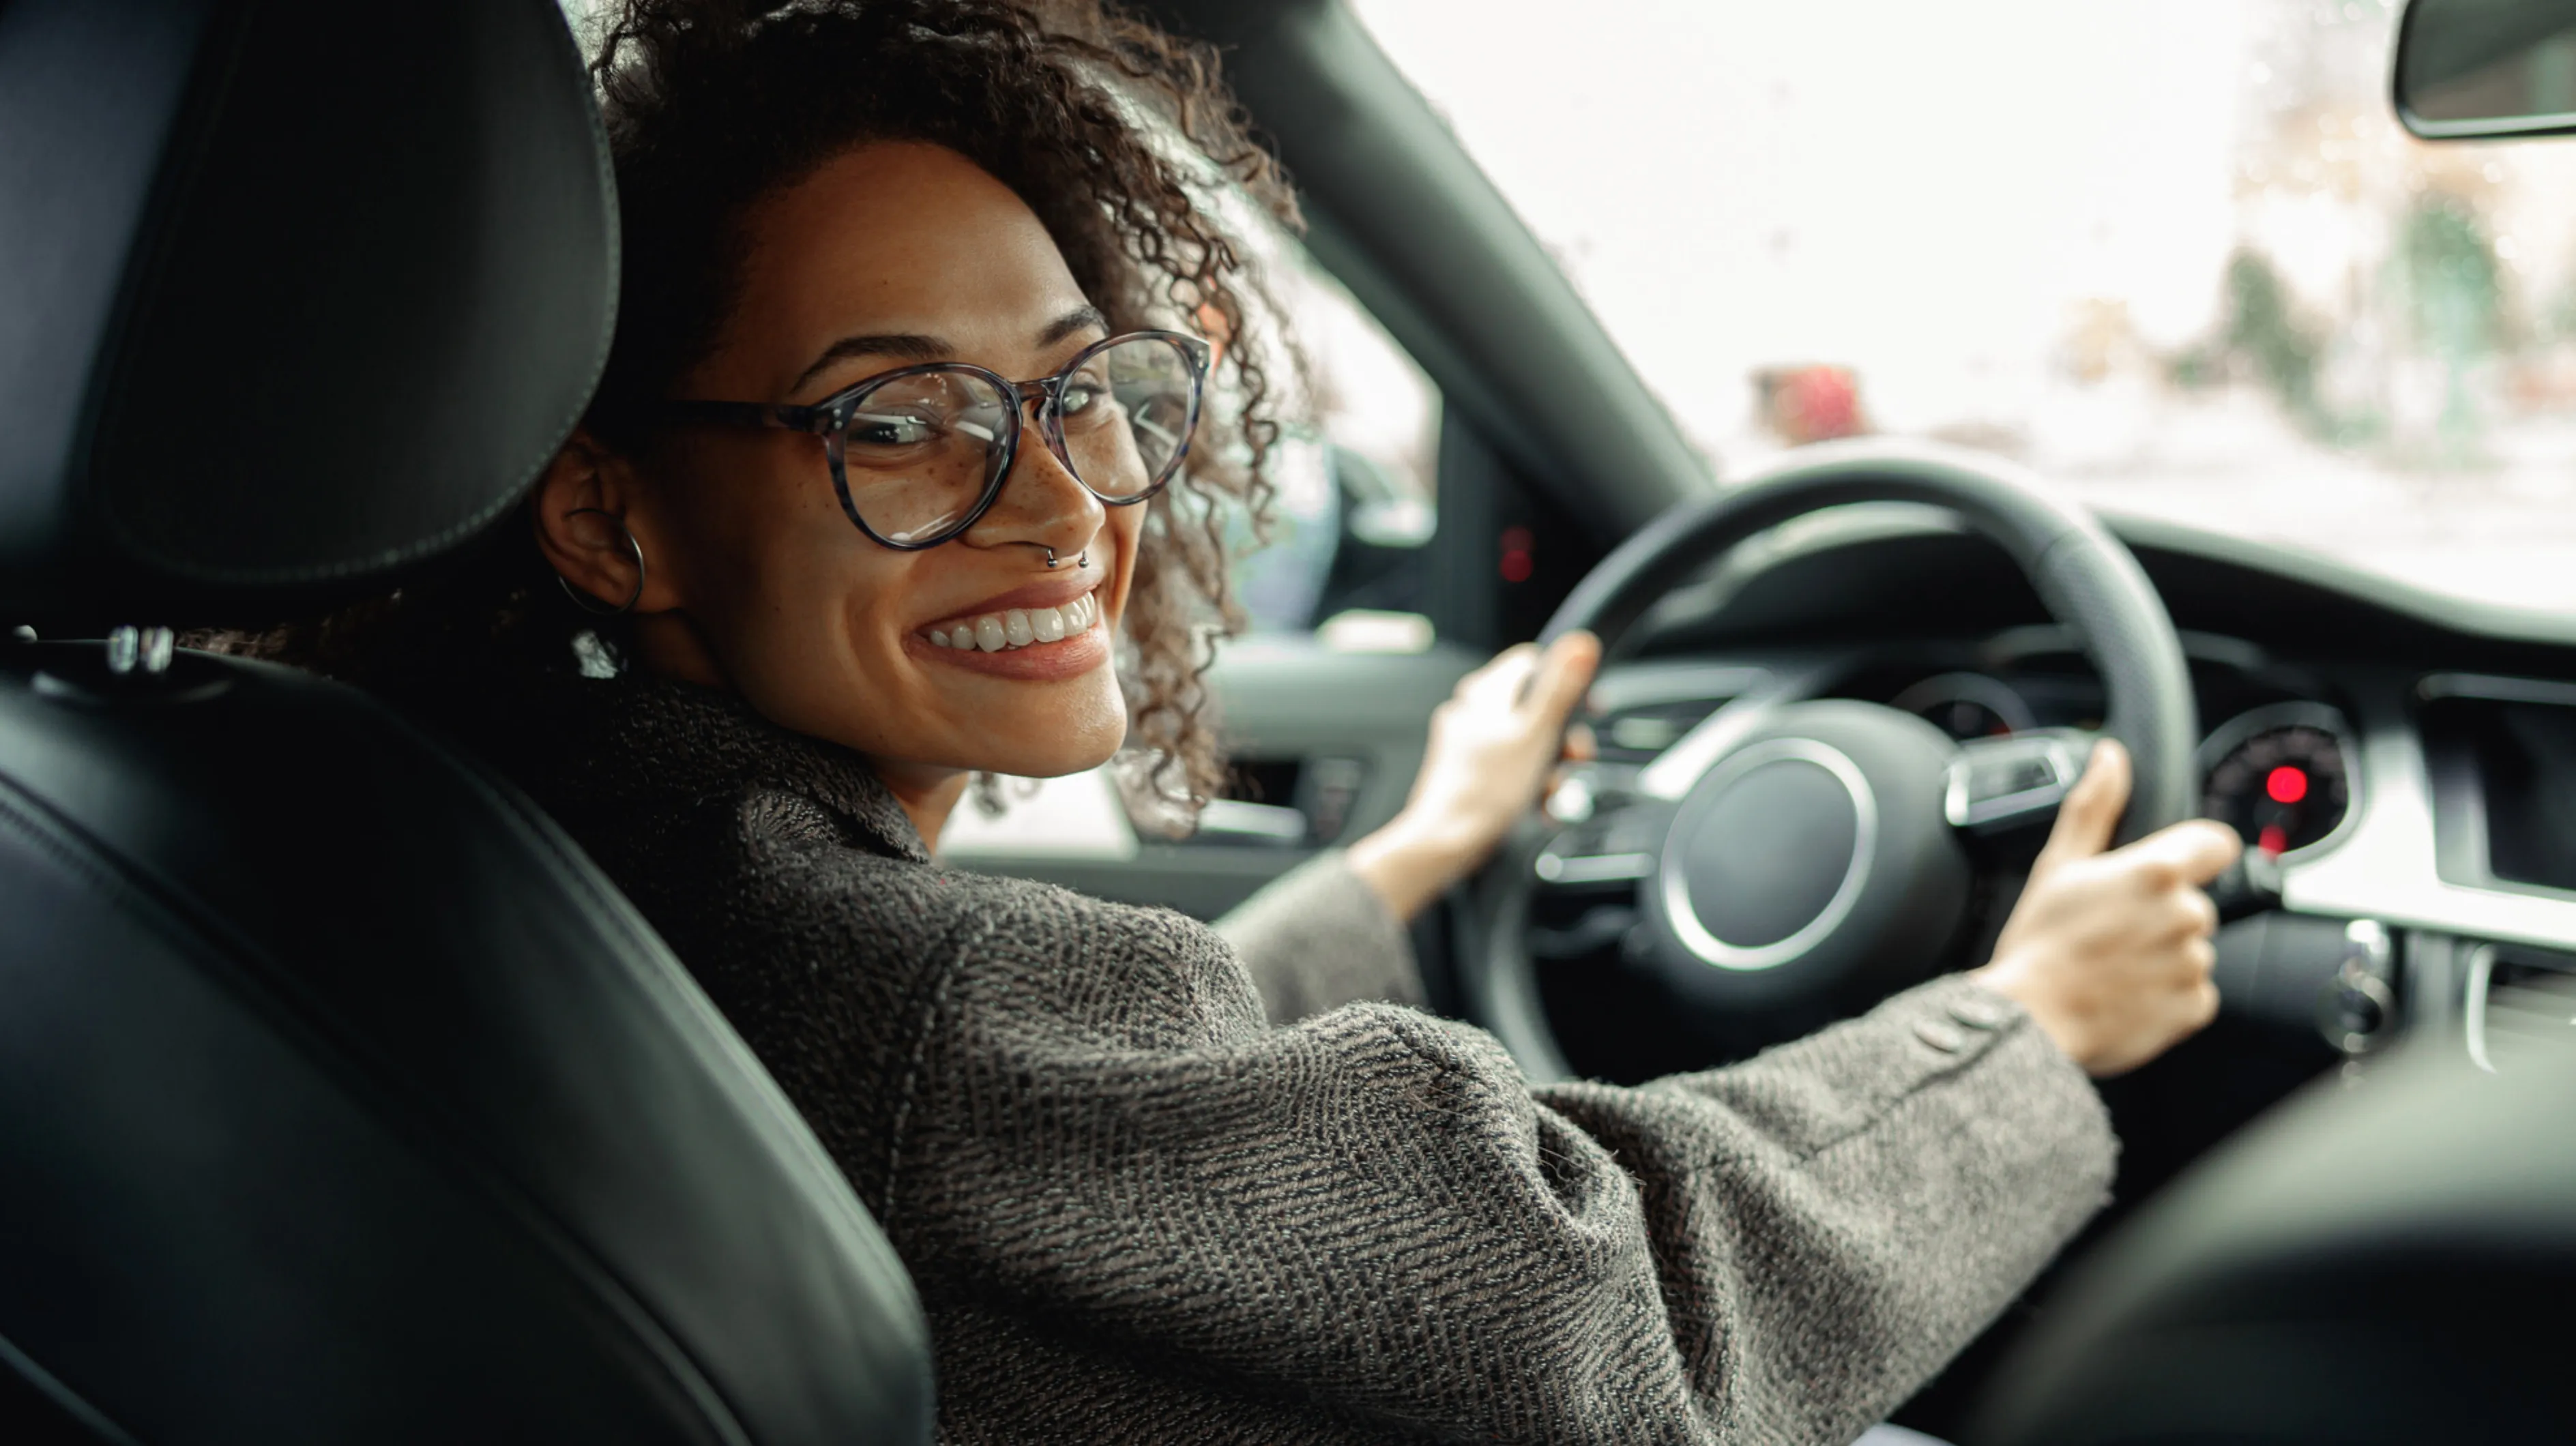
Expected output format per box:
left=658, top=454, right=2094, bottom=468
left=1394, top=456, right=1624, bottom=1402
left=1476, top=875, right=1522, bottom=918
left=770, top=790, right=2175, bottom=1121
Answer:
left=2396, top=0, right=2576, bottom=138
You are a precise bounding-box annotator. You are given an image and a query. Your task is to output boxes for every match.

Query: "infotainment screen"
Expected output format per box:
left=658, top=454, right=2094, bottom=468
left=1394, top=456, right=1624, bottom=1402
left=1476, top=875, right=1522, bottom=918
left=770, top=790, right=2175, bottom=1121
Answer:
left=2423, top=681, right=2576, bottom=895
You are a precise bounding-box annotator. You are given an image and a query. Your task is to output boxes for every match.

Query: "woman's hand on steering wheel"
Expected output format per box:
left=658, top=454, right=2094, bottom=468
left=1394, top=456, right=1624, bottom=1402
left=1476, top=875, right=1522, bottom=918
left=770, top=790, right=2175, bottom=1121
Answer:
left=1970, top=739, right=2246, bottom=1078
left=1349, top=632, right=1602, bottom=922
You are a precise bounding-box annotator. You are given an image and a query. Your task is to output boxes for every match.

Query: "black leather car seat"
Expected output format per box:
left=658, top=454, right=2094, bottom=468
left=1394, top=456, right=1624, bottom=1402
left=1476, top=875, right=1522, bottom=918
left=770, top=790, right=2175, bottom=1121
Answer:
left=0, top=1, right=933, bottom=1441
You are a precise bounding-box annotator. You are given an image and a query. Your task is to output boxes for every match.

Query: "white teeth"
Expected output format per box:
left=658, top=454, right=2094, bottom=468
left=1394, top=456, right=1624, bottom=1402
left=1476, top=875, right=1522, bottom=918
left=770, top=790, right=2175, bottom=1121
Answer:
left=927, top=591, right=1100, bottom=653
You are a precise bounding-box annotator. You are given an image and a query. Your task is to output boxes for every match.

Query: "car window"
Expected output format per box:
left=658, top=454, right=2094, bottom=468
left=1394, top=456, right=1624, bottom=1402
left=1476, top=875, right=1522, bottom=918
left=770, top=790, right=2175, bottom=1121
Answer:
left=1353, top=0, right=2576, bottom=613
left=1226, top=237, right=1444, bottom=642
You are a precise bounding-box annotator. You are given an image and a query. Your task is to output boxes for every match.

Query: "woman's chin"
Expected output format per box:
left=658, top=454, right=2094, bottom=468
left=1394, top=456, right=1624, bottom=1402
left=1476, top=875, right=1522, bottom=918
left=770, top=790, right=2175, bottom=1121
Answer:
left=941, top=679, right=1128, bottom=780
left=968, top=724, right=1124, bottom=780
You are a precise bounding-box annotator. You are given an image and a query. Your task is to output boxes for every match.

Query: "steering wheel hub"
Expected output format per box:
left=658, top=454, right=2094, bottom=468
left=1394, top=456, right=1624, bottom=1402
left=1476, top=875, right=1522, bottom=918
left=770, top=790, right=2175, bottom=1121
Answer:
left=1635, top=700, right=1975, bottom=1027
left=1661, top=739, right=1876, bottom=971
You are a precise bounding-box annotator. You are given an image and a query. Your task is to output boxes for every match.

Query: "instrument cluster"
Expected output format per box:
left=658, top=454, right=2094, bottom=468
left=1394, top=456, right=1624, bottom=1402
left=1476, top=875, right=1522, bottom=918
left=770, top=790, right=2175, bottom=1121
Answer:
left=1890, top=669, right=2357, bottom=859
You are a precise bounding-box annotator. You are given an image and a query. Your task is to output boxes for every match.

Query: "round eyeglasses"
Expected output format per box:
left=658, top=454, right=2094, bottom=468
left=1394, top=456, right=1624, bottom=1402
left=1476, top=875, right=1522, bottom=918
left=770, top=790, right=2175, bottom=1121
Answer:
left=656, top=330, right=1211, bottom=550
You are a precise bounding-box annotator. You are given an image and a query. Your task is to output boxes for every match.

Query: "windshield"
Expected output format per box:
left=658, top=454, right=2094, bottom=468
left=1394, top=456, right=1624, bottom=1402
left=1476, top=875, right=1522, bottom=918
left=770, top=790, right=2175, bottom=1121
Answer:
left=1350, top=0, right=2576, bottom=613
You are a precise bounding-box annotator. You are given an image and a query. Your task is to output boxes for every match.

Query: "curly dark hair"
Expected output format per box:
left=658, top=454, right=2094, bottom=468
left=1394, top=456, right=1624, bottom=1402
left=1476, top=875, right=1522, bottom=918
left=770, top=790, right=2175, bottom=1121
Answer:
left=207, top=0, right=1297, bottom=812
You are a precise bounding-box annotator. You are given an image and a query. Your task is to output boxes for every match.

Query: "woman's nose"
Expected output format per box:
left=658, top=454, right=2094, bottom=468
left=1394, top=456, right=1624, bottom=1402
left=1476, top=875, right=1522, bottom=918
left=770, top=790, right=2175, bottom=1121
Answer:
left=972, top=414, right=1107, bottom=552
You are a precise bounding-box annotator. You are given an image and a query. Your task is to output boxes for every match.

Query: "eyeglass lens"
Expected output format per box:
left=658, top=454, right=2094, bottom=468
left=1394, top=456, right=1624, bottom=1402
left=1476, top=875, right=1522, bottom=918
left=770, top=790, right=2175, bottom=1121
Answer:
left=836, top=334, right=1197, bottom=546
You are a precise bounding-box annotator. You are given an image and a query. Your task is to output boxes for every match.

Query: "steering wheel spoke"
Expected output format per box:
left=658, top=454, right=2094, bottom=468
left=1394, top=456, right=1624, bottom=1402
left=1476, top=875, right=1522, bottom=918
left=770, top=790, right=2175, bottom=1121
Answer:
left=1531, top=797, right=1671, bottom=890
left=1945, top=728, right=2094, bottom=836
left=1532, top=849, right=1654, bottom=887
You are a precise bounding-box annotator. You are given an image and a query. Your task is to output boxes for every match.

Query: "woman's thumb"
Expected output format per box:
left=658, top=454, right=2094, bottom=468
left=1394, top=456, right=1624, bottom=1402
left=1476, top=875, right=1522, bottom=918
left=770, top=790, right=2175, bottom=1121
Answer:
left=1528, top=631, right=1600, bottom=718
left=2036, top=738, right=2131, bottom=869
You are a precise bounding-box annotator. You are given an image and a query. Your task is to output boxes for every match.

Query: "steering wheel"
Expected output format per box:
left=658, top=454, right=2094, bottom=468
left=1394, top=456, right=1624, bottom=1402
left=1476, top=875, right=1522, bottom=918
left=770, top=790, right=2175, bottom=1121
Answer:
left=1459, top=439, right=2199, bottom=1082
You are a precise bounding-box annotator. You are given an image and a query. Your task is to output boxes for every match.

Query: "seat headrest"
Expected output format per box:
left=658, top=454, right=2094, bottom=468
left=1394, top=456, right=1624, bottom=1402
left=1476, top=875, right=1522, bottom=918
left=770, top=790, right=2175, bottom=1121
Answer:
left=0, top=0, right=615, bottom=622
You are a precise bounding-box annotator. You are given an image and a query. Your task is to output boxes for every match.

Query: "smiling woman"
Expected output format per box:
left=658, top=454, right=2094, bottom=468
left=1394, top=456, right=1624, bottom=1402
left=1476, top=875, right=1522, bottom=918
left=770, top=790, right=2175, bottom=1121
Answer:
left=538, top=141, right=1202, bottom=828
left=222, top=0, right=1289, bottom=820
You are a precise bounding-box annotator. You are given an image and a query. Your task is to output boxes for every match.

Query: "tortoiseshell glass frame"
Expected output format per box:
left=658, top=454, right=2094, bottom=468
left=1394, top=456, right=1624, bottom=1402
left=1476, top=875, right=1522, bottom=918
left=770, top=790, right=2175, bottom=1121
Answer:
left=656, top=329, right=1212, bottom=550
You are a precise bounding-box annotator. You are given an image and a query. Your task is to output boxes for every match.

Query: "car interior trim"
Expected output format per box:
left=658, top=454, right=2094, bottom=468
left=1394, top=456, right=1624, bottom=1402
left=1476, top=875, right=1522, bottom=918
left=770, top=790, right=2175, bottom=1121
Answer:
left=2417, top=671, right=2576, bottom=708
left=2283, top=698, right=2576, bottom=949
left=2467, top=941, right=2506, bottom=1074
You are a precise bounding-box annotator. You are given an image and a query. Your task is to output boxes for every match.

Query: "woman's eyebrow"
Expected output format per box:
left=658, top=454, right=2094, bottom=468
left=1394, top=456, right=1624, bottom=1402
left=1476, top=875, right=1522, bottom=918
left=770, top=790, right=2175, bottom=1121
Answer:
left=792, top=331, right=950, bottom=391
left=1038, top=305, right=1108, bottom=347
left=791, top=306, right=1105, bottom=393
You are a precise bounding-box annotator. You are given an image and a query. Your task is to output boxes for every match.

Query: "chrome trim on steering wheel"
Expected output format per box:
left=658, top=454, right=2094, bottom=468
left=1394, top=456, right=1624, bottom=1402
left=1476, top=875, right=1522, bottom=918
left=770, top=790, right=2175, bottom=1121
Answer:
left=1660, top=738, right=1879, bottom=972
left=1944, top=732, right=2083, bottom=830
left=1635, top=675, right=1821, bottom=800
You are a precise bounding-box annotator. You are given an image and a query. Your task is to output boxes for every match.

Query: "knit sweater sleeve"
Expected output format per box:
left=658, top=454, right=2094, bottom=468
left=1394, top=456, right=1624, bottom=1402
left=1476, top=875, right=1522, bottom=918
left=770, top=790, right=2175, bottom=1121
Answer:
left=898, top=889, right=2116, bottom=1446
left=1212, top=851, right=1424, bottom=1024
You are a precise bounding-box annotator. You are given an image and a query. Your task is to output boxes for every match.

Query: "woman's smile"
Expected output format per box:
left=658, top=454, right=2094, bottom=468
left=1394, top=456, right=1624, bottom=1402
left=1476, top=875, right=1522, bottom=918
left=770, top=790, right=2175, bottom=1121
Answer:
left=906, top=570, right=1110, bottom=681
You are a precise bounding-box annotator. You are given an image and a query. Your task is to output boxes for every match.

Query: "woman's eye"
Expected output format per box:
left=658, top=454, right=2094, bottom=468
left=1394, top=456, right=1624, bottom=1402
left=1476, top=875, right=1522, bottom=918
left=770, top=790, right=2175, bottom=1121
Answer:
left=847, top=411, right=939, bottom=447
left=1060, top=372, right=1124, bottom=423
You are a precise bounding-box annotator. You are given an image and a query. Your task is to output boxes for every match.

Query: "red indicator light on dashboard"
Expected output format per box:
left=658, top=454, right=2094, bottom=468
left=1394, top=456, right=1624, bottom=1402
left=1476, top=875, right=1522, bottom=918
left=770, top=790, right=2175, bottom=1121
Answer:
left=2265, top=765, right=2309, bottom=804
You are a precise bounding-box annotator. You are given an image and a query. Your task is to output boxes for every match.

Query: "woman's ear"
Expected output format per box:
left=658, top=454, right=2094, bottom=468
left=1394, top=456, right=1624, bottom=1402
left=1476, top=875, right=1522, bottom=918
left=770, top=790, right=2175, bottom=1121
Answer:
left=530, top=430, right=683, bottom=615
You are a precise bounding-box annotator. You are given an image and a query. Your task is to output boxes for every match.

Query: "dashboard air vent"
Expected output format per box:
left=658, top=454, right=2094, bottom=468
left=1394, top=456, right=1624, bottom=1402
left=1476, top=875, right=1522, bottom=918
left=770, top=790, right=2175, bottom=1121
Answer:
left=2466, top=943, right=2576, bottom=1073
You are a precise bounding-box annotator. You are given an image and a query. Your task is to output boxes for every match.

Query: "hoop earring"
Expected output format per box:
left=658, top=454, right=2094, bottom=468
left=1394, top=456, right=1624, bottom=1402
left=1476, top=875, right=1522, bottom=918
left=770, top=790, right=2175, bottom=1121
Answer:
left=556, top=507, right=646, bottom=616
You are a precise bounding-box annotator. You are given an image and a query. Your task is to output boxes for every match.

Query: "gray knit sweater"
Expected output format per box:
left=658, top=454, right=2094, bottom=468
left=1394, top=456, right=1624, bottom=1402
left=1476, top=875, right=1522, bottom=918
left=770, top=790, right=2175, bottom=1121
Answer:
left=491, top=674, right=2116, bottom=1445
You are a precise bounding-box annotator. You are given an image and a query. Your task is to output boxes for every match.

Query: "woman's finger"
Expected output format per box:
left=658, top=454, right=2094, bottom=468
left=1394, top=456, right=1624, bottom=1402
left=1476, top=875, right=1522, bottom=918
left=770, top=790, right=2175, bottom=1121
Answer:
left=1562, top=721, right=1598, bottom=764
left=2123, top=818, right=2244, bottom=887
left=1461, top=643, right=1540, bottom=706
left=2034, top=739, right=2130, bottom=874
